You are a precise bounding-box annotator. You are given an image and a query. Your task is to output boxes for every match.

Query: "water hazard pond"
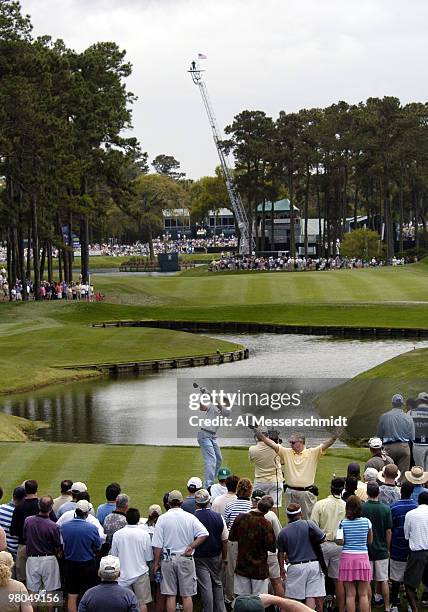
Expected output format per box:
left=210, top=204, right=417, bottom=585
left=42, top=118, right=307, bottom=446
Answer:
left=1, top=334, right=426, bottom=445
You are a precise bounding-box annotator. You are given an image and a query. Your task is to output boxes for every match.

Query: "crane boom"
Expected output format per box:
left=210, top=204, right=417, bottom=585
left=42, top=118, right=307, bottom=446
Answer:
left=189, top=62, right=253, bottom=254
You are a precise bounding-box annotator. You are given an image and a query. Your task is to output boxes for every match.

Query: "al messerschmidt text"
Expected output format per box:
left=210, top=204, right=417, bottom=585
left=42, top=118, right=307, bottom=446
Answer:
left=189, top=415, right=348, bottom=428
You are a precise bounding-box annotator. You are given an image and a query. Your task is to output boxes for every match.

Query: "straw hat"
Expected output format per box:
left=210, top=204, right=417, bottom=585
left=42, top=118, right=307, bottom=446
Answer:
left=405, top=466, right=428, bottom=485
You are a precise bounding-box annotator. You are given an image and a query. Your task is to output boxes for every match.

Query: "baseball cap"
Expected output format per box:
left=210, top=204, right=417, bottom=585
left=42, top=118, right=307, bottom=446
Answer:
left=364, top=467, right=379, bottom=481
left=71, top=482, right=87, bottom=493
left=76, top=500, right=91, bottom=513
left=99, top=555, right=120, bottom=576
left=368, top=437, right=383, bottom=449
left=392, top=393, right=404, bottom=405
left=234, top=595, right=264, bottom=612
left=187, top=477, right=203, bottom=490
left=194, top=489, right=211, bottom=505
left=417, top=391, right=428, bottom=402
left=217, top=467, right=231, bottom=479
left=168, top=490, right=183, bottom=503
left=148, top=504, right=162, bottom=516
left=347, top=462, right=361, bottom=475
left=251, top=488, right=266, bottom=500
left=12, top=486, right=26, bottom=501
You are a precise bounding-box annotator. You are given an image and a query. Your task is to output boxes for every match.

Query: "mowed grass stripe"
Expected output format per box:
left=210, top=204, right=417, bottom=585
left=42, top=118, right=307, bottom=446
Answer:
left=43, top=444, right=107, bottom=499
left=121, top=445, right=160, bottom=509
left=0, top=444, right=59, bottom=496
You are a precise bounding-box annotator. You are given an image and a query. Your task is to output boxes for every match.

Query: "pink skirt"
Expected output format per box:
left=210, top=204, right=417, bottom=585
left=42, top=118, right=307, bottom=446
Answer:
left=339, top=552, right=372, bottom=582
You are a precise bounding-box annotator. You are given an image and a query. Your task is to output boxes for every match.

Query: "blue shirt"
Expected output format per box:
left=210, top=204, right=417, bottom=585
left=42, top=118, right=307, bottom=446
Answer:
left=277, top=519, right=325, bottom=563
left=390, top=498, right=418, bottom=561
left=377, top=408, right=415, bottom=443
left=78, top=581, right=139, bottom=612
left=182, top=496, right=197, bottom=515
left=194, top=508, right=225, bottom=557
left=96, top=503, right=116, bottom=526
left=411, top=485, right=427, bottom=504
left=61, top=518, right=101, bottom=562
left=57, top=501, right=77, bottom=518
left=342, top=517, right=372, bottom=553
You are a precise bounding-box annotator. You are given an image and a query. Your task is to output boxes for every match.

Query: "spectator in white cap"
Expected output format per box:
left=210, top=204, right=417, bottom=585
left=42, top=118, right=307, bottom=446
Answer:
left=377, top=394, right=415, bottom=480
left=56, top=492, right=105, bottom=543
left=61, top=500, right=101, bottom=612
left=56, top=482, right=88, bottom=518
left=182, top=477, right=203, bottom=515
left=363, top=467, right=379, bottom=484
left=408, top=392, right=428, bottom=470
left=78, top=555, right=140, bottom=612
left=364, top=438, right=393, bottom=472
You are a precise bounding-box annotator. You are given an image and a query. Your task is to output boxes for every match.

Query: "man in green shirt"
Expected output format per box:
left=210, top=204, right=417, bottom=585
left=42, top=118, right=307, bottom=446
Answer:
left=362, top=482, right=392, bottom=612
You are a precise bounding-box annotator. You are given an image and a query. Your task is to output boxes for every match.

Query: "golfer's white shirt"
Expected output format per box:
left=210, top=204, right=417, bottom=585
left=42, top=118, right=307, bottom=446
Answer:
left=151, top=507, right=208, bottom=555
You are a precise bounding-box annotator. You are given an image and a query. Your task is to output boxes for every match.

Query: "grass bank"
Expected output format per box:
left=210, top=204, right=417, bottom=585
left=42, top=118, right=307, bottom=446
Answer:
left=95, top=257, right=428, bottom=306
left=0, top=444, right=367, bottom=521
left=0, top=301, right=241, bottom=398
left=1, top=259, right=428, bottom=439
left=315, top=347, right=428, bottom=440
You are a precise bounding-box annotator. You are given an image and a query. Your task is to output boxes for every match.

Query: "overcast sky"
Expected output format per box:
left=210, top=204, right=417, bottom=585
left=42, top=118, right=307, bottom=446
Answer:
left=20, top=0, right=428, bottom=179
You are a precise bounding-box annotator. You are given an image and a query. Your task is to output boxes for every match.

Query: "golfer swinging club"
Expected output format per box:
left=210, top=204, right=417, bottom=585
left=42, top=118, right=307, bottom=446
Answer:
left=194, top=382, right=231, bottom=488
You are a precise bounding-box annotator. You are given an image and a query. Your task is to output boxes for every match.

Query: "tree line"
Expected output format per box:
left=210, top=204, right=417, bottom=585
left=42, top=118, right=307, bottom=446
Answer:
left=1, top=1, right=427, bottom=302
left=221, top=99, right=428, bottom=258
left=0, top=0, right=147, bottom=300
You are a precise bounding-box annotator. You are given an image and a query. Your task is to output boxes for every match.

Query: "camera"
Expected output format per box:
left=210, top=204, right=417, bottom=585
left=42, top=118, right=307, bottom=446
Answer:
left=267, top=430, right=282, bottom=443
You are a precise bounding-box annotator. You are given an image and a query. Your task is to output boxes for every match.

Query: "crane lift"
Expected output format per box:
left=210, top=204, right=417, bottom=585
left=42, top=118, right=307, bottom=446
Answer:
left=189, top=60, right=254, bottom=255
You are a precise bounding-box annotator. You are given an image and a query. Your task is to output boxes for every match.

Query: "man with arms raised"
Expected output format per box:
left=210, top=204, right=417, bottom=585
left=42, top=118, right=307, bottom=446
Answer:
left=255, top=429, right=340, bottom=518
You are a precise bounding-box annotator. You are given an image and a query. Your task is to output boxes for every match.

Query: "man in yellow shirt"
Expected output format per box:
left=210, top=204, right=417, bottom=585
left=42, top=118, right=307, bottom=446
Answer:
left=255, top=430, right=340, bottom=518
left=311, top=478, right=346, bottom=612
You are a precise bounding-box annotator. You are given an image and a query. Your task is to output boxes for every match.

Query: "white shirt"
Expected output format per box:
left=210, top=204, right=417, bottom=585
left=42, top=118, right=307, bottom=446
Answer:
left=151, top=507, right=208, bottom=555
left=404, top=505, right=428, bottom=551
left=56, top=510, right=106, bottom=542
left=210, top=484, right=227, bottom=500
left=211, top=493, right=237, bottom=517
left=111, top=525, right=154, bottom=587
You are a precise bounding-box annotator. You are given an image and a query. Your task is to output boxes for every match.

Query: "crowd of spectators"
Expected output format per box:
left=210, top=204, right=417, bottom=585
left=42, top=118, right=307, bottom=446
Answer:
left=0, top=274, right=103, bottom=303
left=0, top=237, right=238, bottom=267
left=0, top=390, right=426, bottom=612
left=208, top=255, right=414, bottom=272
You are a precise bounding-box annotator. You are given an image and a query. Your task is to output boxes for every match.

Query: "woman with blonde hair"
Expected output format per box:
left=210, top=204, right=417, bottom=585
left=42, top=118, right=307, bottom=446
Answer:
left=0, top=551, right=32, bottom=611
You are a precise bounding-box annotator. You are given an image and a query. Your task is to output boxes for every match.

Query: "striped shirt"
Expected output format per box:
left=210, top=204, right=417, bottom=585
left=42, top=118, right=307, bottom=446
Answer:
left=224, top=499, right=252, bottom=529
left=0, top=502, right=19, bottom=557
left=341, top=517, right=372, bottom=553
left=404, top=505, right=428, bottom=551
